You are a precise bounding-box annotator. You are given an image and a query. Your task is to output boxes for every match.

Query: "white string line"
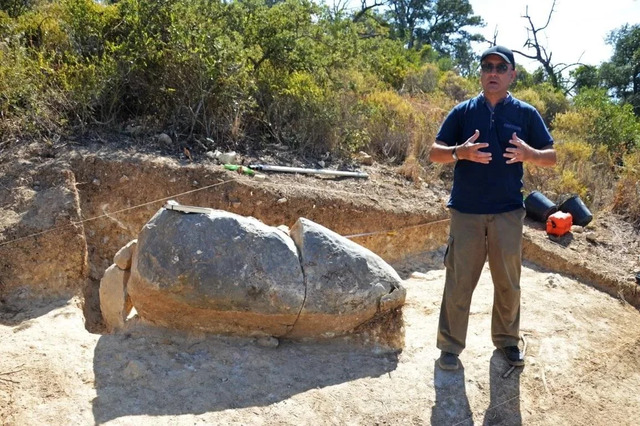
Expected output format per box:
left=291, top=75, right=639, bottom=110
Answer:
left=0, top=178, right=450, bottom=248
left=344, top=218, right=450, bottom=239
left=0, top=179, right=236, bottom=248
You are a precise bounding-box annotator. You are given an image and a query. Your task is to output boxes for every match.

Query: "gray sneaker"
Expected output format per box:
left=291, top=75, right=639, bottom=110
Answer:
left=438, top=351, right=459, bottom=370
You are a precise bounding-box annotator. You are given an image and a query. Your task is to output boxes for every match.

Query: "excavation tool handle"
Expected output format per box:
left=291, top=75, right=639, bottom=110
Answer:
left=224, top=164, right=255, bottom=176
left=249, top=164, right=368, bottom=178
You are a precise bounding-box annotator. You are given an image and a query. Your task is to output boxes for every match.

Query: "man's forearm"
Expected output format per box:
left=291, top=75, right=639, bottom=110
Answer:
left=428, top=142, right=457, bottom=164
left=527, top=146, right=556, bottom=167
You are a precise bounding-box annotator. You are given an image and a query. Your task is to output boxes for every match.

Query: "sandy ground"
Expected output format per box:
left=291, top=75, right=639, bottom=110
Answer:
left=2, top=250, right=639, bottom=425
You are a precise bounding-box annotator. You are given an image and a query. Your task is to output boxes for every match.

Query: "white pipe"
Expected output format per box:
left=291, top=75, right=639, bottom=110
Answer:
left=249, top=164, right=368, bottom=178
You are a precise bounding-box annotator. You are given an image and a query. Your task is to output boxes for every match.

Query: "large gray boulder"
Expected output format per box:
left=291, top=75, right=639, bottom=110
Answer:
left=128, top=207, right=305, bottom=336
left=104, top=204, right=406, bottom=340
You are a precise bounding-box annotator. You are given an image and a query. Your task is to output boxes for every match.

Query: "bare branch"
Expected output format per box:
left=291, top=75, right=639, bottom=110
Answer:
left=556, top=61, right=585, bottom=74
left=511, top=48, right=537, bottom=61
left=519, top=2, right=560, bottom=89
left=328, top=0, right=351, bottom=18
left=539, top=0, right=556, bottom=32
left=352, top=0, right=385, bottom=23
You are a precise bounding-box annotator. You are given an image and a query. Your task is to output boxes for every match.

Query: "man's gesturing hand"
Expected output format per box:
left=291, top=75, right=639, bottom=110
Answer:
left=457, top=130, right=491, bottom=164
left=504, top=132, right=533, bottom=164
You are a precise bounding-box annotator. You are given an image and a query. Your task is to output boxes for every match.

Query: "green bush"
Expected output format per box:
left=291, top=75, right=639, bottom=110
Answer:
left=513, top=83, right=569, bottom=126
left=0, top=47, right=43, bottom=137
left=261, top=68, right=339, bottom=152
left=0, top=0, right=433, bottom=155
left=613, top=151, right=640, bottom=225
left=438, top=71, right=476, bottom=102
left=403, top=63, right=439, bottom=94
left=560, top=88, right=640, bottom=155
left=61, top=0, right=118, bottom=60
left=0, top=0, right=38, bottom=18
left=525, top=137, right=615, bottom=213
left=360, top=91, right=414, bottom=162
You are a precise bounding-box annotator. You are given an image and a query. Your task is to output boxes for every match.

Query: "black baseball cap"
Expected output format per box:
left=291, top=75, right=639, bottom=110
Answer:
left=480, top=45, right=515, bottom=66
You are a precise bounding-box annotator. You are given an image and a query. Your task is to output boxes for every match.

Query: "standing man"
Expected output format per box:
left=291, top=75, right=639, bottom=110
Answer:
left=428, top=46, right=556, bottom=370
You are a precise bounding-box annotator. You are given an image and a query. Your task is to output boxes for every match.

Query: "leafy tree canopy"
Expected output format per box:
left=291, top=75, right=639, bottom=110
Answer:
left=601, top=24, right=640, bottom=114
left=384, top=0, right=484, bottom=70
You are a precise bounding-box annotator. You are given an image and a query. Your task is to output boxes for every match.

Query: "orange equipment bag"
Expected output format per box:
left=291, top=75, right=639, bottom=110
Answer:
left=546, top=211, right=573, bottom=236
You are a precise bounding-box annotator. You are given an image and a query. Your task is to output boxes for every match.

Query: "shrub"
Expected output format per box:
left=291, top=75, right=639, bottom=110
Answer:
left=359, top=91, right=414, bottom=162
left=158, top=0, right=252, bottom=144
left=61, top=0, right=119, bottom=60
left=525, top=138, right=615, bottom=213
left=537, top=85, right=570, bottom=126
left=513, top=83, right=569, bottom=126
left=551, top=109, right=597, bottom=141
left=566, top=88, right=640, bottom=155
left=438, top=71, right=476, bottom=102
left=513, top=88, right=545, bottom=116
left=0, top=46, right=44, bottom=137
left=402, top=63, right=439, bottom=94
left=0, top=0, right=37, bottom=18
left=612, top=151, right=640, bottom=226
left=262, top=69, right=339, bottom=153
left=398, top=98, right=450, bottom=184
left=355, top=89, right=449, bottom=176
left=362, top=37, right=415, bottom=90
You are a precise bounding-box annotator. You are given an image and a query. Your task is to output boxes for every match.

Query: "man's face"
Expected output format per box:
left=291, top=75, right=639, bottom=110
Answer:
left=480, top=55, right=516, bottom=95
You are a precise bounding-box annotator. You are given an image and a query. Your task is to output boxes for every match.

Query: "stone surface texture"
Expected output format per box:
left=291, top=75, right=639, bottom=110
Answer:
left=113, top=206, right=405, bottom=339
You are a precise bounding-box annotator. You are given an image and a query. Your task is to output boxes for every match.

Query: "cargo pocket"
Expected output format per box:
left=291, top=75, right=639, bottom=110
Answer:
left=443, top=235, right=454, bottom=269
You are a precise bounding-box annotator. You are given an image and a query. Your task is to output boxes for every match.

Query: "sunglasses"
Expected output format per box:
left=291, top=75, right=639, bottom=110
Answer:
left=480, top=63, right=510, bottom=74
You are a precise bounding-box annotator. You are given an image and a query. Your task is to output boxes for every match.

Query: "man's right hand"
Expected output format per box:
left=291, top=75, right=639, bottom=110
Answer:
left=457, top=130, right=491, bottom=164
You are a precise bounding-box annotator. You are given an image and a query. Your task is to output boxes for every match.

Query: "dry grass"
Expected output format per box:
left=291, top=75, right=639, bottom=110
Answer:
left=612, top=151, right=640, bottom=226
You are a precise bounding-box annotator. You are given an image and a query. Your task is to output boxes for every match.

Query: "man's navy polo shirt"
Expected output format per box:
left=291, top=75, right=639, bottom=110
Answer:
left=436, top=93, right=553, bottom=214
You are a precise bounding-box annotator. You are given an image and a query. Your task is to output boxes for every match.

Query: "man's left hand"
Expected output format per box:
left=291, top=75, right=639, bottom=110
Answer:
left=504, top=132, right=533, bottom=164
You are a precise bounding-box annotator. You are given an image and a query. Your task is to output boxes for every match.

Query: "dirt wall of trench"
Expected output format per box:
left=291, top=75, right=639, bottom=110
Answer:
left=522, top=229, right=640, bottom=309
left=68, top=152, right=450, bottom=331
left=0, top=160, right=88, bottom=302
